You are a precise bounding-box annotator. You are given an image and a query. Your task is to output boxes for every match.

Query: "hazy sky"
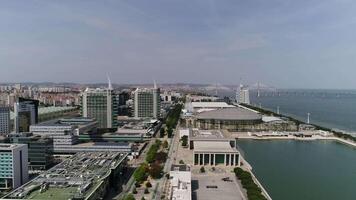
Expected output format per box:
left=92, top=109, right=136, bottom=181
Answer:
left=1, top=0, right=356, bottom=88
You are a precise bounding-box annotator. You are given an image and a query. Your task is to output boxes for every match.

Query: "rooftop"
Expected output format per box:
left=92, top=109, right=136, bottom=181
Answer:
left=33, top=117, right=96, bottom=127
left=196, top=107, right=262, bottom=121
left=4, top=152, right=128, bottom=200
left=194, top=141, right=238, bottom=153
left=0, top=143, right=27, bottom=150
left=190, top=129, right=229, bottom=140
left=190, top=102, right=235, bottom=109
left=10, top=106, right=77, bottom=120
left=262, top=116, right=283, bottom=123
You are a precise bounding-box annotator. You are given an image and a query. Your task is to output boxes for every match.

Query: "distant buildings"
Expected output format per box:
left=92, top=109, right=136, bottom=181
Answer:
left=14, top=98, right=39, bottom=133
left=0, top=107, right=10, bottom=134
left=133, top=86, right=161, bottom=119
left=0, top=144, right=29, bottom=191
left=80, top=88, right=118, bottom=128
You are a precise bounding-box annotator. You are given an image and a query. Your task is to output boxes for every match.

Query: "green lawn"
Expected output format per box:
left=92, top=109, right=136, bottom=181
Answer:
left=27, top=187, right=78, bottom=200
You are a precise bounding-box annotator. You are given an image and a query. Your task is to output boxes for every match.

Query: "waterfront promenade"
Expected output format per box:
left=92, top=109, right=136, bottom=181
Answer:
left=234, top=132, right=356, bottom=148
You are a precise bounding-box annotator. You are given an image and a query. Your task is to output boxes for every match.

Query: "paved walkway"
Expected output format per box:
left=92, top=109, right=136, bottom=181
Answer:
left=192, top=173, right=245, bottom=200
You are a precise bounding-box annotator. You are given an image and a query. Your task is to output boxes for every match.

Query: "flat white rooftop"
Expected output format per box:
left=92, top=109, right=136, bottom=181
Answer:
left=262, top=116, right=283, bottom=123
left=0, top=143, right=27, bottom=150
left=191, top=102, right=235, bottom=109
left=170, top=167, right=192, bottom=200
left=194, top=141, right=238, bottom=153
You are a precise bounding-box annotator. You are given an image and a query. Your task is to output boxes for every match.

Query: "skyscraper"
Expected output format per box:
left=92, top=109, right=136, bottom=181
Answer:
left=237, top=85, right=250, bottom=105
left=14, top=98, right=39, bottom=133
left=0, top=144, right=29, bottom=190
left=133, top=84, right=161, bottom=119
left=0, top=106, right=10, bottom=134
left=81, top=85, right=118, bottom=128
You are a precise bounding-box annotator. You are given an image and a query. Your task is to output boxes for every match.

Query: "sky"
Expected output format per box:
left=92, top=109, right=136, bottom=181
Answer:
left=1, top=0, right=356, bottom=89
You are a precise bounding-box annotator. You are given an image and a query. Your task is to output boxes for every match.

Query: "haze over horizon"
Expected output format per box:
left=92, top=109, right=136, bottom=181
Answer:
left=1, top=0, right=356, bottom=89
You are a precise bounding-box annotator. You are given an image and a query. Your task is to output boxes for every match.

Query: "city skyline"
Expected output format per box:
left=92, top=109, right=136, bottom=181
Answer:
left=1, top=1, right=356, bottom=89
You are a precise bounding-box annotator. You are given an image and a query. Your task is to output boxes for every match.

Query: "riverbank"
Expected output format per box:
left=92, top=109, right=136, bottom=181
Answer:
left=239, top=156, right=272, bottom=200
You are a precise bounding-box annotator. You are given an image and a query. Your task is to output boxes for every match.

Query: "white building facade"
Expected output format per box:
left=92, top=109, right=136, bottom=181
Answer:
left=0, top=144, right=29, bottom=190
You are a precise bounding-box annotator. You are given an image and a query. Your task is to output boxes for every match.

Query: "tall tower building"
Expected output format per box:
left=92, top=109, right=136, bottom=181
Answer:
left=80, top=84, right=118, bottom=128
left=0, top=144, right=29, bottom=190
left=14, top=98, right=39, bottom=133
left=133, top=85, right=161, bottom=119
left=0, top=106, right=10, bottom=134
left=238, top=85, right=250, bottom=105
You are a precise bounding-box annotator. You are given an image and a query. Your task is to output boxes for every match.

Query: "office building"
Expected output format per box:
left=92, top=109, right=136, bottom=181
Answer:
left=9, top=133, right=54, bottom=171
left=0, top=107, right=10, bottom=134
left=81, top=87, right=118, bottom=128
left=29, top=118, right=132, bottom=154
left=133, top=86, right=161, bottom=119
left=14, top=98, right=39, bottom=133
left=237, top=85, right=250, bottom=104
left=0, top=144, right=29, bottom=190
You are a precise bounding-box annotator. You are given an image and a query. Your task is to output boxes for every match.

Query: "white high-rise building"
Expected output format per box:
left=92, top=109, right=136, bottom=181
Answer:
left=80, top=79, right=118, bottom=128
left=237, top=84, right=250, bottom=105
left=0, top=144, right=29, bottom=190
left=133, top=84, right=161, bottom=119
left=0, top=107, right=10, bottom=134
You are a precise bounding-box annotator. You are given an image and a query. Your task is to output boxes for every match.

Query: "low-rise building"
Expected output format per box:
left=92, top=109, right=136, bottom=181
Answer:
left=189, top=129, right=240, bottom=167
left=169, top=165, right=191, bottom=200
left=29, top=117, right=98, bottom=152
left=3, top=152, right=128, bottom=200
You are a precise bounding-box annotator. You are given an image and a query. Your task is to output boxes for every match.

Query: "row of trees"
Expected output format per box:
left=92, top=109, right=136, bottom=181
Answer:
left=165, top=104, right=183, bottom=138
left=146, top=140, right=162, bottom=163
left=134, top=140, right=169, bottom=184
left=234, top=167, right=267, bottom=200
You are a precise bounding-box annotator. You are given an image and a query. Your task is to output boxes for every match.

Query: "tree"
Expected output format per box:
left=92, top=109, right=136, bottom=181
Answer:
left=132, top=186, right=138, bottom=194
left=159, top=128, right=165, bottom=138
left=144, top=188, right=150, bottom=194
left=133, top=163, right=148, bottom=183
left=146, top=181, right=152, bottom=188
left=200, top=166, right=205, bottom=173
left=179, top=160, right=185, bottom=164
left=149, top=163, right=164, bottom=179
left=146, top=141, right=161, bottom=163
left=167, top=128, right=173, bottom=138
left=181, top=135, right=188, bottom=147
left=162, top=140, right=168, bottom=149
left=123, top=194, right=135, bottom=200
left=141, top=197, right=146, bottom=200
left=155, top=151, right=168, bottom=163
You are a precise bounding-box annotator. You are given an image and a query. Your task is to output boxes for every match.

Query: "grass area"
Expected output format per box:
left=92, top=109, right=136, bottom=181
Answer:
left=27, top=187, right=78, bottom=200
